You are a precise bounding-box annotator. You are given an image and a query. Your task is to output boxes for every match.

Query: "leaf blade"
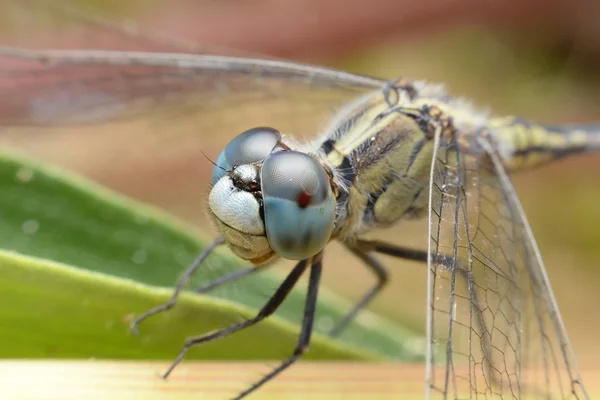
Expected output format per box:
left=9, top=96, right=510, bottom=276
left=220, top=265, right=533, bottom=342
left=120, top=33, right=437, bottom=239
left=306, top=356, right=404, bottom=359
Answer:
left=0, top=150, right=425, bottom=360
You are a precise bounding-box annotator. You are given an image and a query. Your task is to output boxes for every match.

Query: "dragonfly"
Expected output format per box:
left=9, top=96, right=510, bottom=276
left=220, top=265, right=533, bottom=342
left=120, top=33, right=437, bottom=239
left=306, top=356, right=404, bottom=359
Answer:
left=0, top=1, right=597, bottom=399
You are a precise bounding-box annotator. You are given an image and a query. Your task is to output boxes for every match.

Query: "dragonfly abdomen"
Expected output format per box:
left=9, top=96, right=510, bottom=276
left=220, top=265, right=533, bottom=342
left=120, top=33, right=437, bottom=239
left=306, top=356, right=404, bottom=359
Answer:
left=493, top=117, right=600, bottom=171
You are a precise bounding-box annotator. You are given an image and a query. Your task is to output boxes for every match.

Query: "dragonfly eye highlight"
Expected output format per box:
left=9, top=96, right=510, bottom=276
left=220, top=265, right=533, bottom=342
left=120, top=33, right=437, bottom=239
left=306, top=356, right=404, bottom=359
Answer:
left=261, top=151, right=336, bottom=260
left=211, top=127, right=281, bottom=185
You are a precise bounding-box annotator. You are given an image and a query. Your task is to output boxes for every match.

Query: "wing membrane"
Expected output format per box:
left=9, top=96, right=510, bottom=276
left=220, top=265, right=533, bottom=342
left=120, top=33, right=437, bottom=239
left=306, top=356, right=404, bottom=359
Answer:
left=426, top=130, right=588, bottom=399
left=0, top=0, right=383, bottom=222
left=0, top=0, right=382, bottom=126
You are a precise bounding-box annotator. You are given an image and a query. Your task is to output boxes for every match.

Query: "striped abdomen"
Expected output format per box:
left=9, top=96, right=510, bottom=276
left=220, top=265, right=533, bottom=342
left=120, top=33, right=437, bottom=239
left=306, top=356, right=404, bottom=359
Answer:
left=492, top=117, right=600, bottom=171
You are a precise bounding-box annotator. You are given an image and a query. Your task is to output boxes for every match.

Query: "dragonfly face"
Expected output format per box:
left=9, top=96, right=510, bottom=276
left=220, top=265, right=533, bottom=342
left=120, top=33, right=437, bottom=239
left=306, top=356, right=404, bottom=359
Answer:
left=209, top=127, right=336, bottom=264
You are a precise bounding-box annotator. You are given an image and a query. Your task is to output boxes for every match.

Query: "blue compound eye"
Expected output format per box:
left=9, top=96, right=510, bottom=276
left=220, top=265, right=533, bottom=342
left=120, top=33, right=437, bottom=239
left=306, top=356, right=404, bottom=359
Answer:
left=261, top=151, right=336, bottom=260
left=212, top=127, right=281, bottom=185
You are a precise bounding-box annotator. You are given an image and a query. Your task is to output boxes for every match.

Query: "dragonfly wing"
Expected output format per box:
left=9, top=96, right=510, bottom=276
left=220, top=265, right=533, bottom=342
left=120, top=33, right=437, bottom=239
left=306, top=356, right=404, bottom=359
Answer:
left=0, top=0, right=384, bottom=217
left=0, top=0, right=382, bottom=125
left=425, top=129, right=588, bottom=399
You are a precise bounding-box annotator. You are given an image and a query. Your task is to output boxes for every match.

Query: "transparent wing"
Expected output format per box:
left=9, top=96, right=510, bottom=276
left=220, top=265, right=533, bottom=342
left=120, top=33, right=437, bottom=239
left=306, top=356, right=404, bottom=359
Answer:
left=425, top=130, right=588, bottom=399
left=0, top=0, right=384, bottom=218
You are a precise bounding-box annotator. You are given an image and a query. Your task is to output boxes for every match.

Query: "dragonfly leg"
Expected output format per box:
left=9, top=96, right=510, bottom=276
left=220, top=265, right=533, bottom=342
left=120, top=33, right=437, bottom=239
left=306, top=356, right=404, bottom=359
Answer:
left=161, top=256, right=314, bottom=392
left=194, top=260, right=278, bottom=293
left=195, top=265, right=260, bottom=293
left=328, top=245, right=388, bottom=337
left=328, top=239, right=428, bottom=337
left=328, top=239, right=422, bottom=337
left=232, top=252, right=323, bottom=400
left=353, top=239, right=496, bottom=388
left=129, top=236, right=225, bottom=335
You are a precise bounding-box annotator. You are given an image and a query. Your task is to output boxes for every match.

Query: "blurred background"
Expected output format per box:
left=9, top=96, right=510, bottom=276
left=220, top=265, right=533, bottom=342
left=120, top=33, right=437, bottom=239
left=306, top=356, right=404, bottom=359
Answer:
left=1, top=0, right=599, bottom=381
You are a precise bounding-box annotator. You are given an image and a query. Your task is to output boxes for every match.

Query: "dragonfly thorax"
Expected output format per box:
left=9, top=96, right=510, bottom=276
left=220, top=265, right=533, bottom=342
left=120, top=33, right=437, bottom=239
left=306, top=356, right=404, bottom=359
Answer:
left=208, top=128, right=337, bottom=264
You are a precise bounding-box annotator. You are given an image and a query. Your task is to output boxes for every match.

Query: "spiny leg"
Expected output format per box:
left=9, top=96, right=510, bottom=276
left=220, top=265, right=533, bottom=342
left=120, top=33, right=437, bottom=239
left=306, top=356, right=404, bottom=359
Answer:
left=190, top=243, right=415, bottom=339
left=328, top=239, right=429, bottom=337
left=188, top=242, right=390, bottom=339
left=129, top=237, right=225, bottom=335
left=233, top=252, right=324, bottom=400
left=356, top=239, right=494, bottom=389
left=194, top=240, right=418, bottom=339
left=328, top=245, right=388, bottom=337
left=195, top=265, right=261, bottom=293
left=355, top=239, right=429, bottom=263
left=194, top=259, right=278, bottom=294
left=162, top=256, right=312, bottom=382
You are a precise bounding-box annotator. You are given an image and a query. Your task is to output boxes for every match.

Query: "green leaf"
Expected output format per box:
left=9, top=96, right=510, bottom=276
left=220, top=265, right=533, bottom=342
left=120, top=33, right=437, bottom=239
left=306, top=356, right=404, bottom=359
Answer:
left=0, top=150, right=425, bottom=361
left=0, top=250, right=373, bottom=360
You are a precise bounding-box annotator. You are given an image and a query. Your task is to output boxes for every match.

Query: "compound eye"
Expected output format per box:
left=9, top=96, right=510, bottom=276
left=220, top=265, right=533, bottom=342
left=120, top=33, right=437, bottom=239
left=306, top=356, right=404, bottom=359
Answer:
left=261, top=151, right=336, bottom=260
left=211, top=127, right=281, bottom=185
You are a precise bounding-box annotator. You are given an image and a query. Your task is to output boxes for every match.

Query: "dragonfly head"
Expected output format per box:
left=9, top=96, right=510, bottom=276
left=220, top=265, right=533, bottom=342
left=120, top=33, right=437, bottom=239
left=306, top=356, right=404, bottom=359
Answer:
left=208, top=127, right=336, bottom=264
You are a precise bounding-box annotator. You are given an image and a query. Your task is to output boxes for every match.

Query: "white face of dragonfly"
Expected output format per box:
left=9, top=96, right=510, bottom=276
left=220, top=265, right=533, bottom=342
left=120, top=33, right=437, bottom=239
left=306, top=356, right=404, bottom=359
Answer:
left=208, top=127, right=337, bottom=265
